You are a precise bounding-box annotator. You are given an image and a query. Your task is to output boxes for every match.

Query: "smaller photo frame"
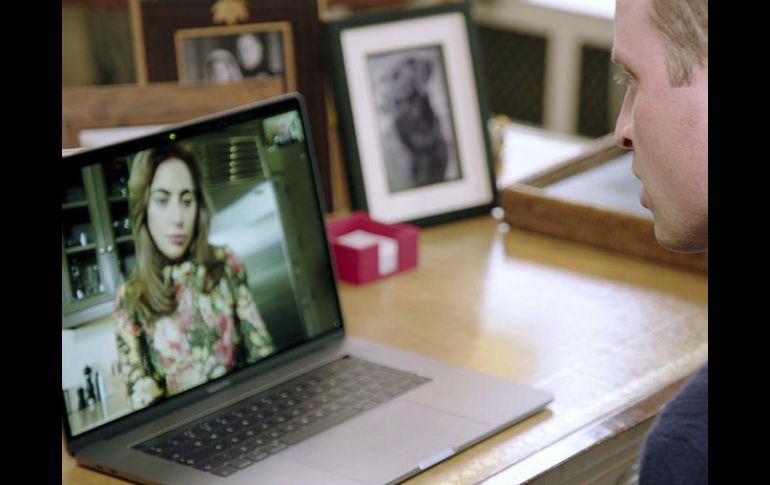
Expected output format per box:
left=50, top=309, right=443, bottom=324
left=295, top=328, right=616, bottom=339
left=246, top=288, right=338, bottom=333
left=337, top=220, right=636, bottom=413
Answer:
left=175, top=22, right=296, bottom=89
left=326, top=1, right=497, bottom=226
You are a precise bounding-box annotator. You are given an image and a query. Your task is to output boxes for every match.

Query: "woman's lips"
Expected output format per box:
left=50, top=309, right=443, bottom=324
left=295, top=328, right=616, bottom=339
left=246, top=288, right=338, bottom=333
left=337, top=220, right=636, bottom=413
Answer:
left=169, top=235, right=187, bottom=245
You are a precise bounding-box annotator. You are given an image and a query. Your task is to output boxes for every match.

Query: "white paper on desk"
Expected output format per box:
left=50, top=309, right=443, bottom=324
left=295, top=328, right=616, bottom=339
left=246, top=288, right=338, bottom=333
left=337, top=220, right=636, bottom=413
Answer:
left=78, top=124, right=169, bottom=148
left=335, top=230, right=398, bottom=276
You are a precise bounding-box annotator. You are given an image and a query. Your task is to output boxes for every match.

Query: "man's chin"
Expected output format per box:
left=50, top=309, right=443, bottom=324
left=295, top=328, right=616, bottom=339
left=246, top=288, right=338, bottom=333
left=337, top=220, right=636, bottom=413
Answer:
left=654, top=227, right=707, bottom=254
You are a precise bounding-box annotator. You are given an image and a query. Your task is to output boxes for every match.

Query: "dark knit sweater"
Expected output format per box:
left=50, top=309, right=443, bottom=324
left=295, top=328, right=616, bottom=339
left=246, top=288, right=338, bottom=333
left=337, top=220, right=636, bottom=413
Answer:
left=639, top=363, right=708, bottom=484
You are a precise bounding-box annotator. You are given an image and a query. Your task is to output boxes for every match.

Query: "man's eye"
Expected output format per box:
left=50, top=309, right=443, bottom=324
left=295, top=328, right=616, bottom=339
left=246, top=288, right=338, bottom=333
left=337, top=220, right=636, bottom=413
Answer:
left=613, top=70, right=635, bottom=87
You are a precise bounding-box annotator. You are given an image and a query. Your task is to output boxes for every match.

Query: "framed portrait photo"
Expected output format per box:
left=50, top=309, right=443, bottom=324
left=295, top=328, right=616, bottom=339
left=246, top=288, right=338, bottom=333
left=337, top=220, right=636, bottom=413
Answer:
left=325, top=1, right=497, bottom=226
left=174, top=22, right=296, bottom=89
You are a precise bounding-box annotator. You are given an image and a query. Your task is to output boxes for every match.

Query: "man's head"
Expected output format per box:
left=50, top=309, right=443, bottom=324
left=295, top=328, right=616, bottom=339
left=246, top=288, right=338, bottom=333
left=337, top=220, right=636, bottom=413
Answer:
left=613, top=0, right=708, bottom=253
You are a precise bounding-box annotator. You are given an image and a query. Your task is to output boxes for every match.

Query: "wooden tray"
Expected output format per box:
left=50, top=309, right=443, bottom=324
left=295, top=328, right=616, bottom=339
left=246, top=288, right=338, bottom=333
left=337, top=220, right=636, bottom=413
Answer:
left=501, top=134, right=708, bottom=273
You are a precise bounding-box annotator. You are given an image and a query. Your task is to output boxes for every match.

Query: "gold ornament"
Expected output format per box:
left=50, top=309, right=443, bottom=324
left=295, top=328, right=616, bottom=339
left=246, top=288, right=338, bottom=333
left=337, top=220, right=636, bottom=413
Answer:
left=211, top=0, right=250, bottom=25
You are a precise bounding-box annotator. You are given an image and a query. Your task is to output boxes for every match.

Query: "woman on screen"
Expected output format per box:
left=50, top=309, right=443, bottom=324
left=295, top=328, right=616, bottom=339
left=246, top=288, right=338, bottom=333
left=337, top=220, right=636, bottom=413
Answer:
left=113, top=143, right=275, bottom=410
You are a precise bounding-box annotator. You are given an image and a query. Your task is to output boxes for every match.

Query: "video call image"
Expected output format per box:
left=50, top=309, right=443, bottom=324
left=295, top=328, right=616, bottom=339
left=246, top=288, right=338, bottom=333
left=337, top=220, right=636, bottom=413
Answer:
left=62, top=110, right=339, bottom=437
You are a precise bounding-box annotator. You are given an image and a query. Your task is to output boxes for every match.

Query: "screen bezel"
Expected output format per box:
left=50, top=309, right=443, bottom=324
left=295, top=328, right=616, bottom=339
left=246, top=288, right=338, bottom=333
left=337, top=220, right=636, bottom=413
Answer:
left=61, top=93, right=346, bottom=452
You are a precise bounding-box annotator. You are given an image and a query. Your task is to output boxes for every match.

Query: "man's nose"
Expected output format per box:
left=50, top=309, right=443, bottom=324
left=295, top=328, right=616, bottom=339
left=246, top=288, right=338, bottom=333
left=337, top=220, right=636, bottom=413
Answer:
left=614, top=96, right=634, bottom=150
left=615, top=132, right=633, bottom=150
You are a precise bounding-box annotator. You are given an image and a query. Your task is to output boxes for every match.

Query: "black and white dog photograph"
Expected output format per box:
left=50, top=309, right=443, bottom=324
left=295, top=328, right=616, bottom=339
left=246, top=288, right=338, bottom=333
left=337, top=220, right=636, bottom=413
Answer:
left=368, top=46, right=461, bottom=193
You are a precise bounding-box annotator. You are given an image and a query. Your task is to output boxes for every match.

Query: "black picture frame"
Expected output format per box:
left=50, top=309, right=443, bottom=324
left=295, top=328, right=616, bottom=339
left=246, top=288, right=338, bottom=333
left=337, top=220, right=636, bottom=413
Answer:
left=324, top=1, right=497, bottom=226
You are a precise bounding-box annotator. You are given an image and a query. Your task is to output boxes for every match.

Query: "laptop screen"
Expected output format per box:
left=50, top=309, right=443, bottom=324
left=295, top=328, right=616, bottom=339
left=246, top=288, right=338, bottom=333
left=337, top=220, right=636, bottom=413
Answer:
left=62, top=95, right=342, bottom=439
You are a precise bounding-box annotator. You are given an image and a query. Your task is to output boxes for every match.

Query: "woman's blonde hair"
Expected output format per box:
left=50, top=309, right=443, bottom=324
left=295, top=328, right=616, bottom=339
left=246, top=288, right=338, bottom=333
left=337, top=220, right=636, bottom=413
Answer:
left=651, top=0, right=708, bottom=87
left=123, top=143, right=224, bottom=321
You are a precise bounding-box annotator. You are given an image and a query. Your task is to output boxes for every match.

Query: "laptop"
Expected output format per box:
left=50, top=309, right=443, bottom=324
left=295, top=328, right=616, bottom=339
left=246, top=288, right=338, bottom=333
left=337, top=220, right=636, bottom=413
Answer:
left=61, top=93, right=552, bottom=485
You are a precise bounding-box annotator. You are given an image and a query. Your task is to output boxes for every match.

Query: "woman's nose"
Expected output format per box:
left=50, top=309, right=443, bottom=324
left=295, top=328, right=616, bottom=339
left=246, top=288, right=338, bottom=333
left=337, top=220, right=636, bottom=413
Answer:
left=170, top=202, right=185, bottom=225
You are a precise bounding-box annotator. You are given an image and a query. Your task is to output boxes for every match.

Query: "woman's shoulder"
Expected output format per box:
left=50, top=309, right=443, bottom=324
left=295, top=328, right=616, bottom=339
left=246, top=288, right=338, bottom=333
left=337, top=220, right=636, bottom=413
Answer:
left=112, top=282, right=140, bottom=332
left=114, top=280, right=138, bottom=311
left=114, top=281, right=128, bottom=307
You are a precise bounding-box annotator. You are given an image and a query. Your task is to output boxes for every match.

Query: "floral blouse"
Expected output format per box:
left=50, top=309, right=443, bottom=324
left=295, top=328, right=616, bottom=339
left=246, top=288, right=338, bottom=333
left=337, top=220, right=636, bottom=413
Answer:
left=114, top=246, right=275, bottom=410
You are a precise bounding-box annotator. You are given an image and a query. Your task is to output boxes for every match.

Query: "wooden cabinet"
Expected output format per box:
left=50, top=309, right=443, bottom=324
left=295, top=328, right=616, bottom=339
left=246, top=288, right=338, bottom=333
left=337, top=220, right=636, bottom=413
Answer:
left=62, top=157, right=135, bottom=328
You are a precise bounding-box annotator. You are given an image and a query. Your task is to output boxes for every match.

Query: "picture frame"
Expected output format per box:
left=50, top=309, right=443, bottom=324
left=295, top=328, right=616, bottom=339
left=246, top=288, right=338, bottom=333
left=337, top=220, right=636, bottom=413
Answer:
left=325, top=1, right=497, bottom=226
left=129, top=0, right=332, bottom=210
left=174, top=22, right=296, bottom=90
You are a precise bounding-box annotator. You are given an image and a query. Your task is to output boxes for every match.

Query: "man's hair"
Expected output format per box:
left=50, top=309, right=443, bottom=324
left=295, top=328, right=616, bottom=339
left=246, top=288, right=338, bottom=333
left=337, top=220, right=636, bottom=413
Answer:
left=650, top=0, right=708, bottom=87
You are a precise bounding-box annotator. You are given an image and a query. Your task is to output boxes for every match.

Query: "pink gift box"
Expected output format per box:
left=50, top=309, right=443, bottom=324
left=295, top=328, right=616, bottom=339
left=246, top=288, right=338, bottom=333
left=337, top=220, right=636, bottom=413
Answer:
left=326, top=211, right=419, bottom=285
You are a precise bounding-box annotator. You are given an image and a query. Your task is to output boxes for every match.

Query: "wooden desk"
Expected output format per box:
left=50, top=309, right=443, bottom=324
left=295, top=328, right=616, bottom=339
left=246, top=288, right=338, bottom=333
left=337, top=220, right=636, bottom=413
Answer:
left=62, top=215, right=707, bottom=484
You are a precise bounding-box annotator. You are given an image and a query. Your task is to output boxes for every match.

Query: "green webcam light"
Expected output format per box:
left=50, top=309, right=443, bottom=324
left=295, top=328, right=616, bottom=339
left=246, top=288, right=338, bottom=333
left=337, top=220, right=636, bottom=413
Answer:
left=169, top=133, right=177, bottom=140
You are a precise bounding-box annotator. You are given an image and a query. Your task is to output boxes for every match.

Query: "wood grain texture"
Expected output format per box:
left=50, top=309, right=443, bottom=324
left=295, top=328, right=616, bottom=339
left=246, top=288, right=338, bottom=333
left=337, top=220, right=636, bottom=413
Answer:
left=502, top=183, right=708, bottom=273
left=339, top=216, right=707, bottom=484
left=61, top=79, right=285, bottom=148
left=61, top=216, right=708, bottom=484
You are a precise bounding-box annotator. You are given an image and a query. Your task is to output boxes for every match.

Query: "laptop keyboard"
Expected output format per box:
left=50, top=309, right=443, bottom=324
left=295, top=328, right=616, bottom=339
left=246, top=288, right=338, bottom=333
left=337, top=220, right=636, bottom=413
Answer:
left=133, top=356, right=431, bottom=477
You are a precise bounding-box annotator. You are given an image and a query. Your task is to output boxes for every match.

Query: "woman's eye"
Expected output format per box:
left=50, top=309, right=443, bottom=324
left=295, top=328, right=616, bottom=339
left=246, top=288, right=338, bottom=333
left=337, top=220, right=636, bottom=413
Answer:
left=153, top=196, right=169, bottom=206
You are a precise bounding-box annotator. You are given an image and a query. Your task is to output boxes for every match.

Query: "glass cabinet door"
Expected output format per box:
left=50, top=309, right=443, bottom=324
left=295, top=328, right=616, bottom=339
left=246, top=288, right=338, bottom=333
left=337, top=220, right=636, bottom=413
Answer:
left=62, top=167, right=113, bottom=313
left=62, top=158, right=134, bottom=329
left=100, top=157, right=135, bottom=280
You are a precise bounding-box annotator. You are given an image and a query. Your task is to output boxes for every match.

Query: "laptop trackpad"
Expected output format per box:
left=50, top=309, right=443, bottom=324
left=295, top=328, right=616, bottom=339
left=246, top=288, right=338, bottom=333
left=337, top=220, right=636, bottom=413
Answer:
left=286, top=399, right=487, bottom=484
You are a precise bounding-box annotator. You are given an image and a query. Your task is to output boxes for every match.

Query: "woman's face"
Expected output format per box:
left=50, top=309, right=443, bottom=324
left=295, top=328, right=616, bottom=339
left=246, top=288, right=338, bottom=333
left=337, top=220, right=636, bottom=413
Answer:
left=211, top=60, right=232, bottom=81
left=237, top=34, right=263, bottom=70
left=146, top=158, right=197, bottom=261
